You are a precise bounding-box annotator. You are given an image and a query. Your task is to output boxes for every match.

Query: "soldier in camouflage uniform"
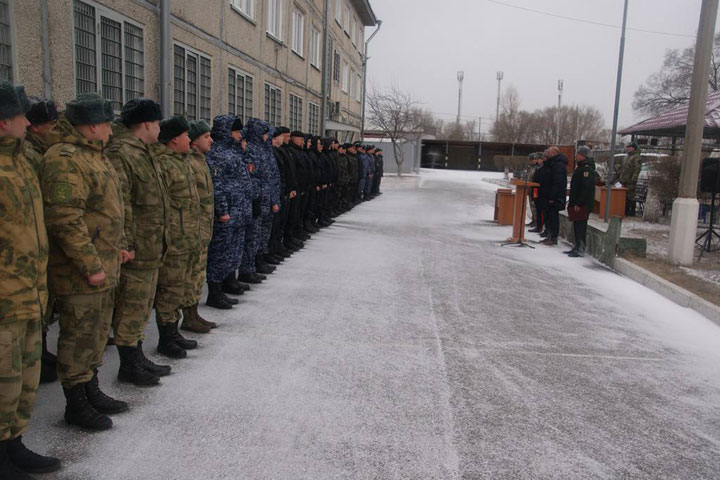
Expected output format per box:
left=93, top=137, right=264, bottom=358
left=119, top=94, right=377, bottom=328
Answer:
left=185, top=120, right=215, bottom=331
left=41, top=93, right=129, bottom=432
left=153, top=116, right=202, bottom=358
left=0, top=81, right=61, bottom=479
left=619, top=142, right=642, bottom=217
left=105, top=98, right=171, bottom=387
left=25, top=97, right=60, bottom=385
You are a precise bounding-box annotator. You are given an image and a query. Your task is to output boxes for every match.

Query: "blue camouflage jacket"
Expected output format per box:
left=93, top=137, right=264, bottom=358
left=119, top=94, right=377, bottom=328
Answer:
left=207, top=115, right=252, bottom=223
left=244, top=118, right=281, bottom=208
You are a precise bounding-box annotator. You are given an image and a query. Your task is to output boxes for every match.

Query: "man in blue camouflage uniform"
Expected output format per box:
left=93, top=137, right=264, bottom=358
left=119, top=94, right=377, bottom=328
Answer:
left=205, top=115, right=247, bottom=308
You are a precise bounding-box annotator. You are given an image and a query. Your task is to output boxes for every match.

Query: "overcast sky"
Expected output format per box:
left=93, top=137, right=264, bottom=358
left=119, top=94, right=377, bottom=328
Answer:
left=365, top=0, right=719, bottom=134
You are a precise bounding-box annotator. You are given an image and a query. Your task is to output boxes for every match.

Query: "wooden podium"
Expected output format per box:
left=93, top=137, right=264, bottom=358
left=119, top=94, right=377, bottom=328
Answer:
left=508, top=177, right=539, bottom=243
left=594, top=186, right=627, bottom=220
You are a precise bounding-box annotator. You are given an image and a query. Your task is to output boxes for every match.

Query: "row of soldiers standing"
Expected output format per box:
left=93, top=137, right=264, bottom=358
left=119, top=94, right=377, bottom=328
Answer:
left=0, top=79, right=383, bottom=479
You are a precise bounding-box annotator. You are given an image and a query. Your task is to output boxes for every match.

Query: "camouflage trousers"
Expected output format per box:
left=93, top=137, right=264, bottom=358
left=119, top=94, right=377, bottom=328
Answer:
left=257, top=210, right=274, bottom=257
left=528, top=195, right=537, bottom=225
left=155, top=252, right=197, bottom=326
left=239, top=220, right=257, bottom=275
left=56, top=289, right=115, bottom=389
left=112, top=266, right=159, bottom=347
left=42, top=294, right=57, bottom=333
left=189, top=246, right=208, bottom=306
left=0, top=315, right=41, bottom=441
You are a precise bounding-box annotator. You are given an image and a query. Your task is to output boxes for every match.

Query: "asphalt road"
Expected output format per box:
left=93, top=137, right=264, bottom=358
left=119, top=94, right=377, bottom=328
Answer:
left=30, top=170, right=720, bottom=479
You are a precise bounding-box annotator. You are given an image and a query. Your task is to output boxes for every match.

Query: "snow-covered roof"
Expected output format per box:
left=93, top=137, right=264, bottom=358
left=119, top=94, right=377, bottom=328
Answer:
left=619, top=90, right=720, bottom=138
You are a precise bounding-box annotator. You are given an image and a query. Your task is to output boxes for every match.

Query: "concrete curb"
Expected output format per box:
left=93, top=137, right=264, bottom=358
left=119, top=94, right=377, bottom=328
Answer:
left=614, top=258, right=720, bottom=326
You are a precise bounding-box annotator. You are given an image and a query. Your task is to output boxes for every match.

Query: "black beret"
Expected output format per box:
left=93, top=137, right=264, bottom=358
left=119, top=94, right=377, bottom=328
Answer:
left=159, top=115, right=189, bottom=143
left=0, top=81, right=31, bottom=121
left=26, top=97, right=59, bottom=125
left=276, top=126, right=290, bottom=135
left=290, top=130, right=305, bottom=137
left=231, top=117, right=244, bottom=132
left=66, top=93, right=114, bottom=126
left=120, top=98, right=162, bottom=127
left=352, top=141, right=362, bottom=146
left=188, top=120, right=211, bottom=141
left=272, top=129, right=283, bottom=138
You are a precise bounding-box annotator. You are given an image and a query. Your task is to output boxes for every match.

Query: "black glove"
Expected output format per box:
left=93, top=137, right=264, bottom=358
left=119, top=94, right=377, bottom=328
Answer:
left=252, top=199, right=261, bottom=218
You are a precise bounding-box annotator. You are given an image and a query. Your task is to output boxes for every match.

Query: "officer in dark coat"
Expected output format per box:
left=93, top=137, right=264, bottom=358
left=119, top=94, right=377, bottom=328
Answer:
left=539, top=146, right=568, bottom=246
left=566, top=146, right=596, bottom=257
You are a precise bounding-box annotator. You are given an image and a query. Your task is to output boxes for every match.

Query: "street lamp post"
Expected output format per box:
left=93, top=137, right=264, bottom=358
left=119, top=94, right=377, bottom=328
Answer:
left=669, top=0, right=719, bottom=264
left=555, top=79, right=564, bottom=145
left=457, top=71, right=464, bottom=125
left=496, top=71, right=504, bottom=124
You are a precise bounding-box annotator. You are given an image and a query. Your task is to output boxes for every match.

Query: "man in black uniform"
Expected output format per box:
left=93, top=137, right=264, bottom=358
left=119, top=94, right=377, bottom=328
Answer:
left=566, top=146, right=596, bottom=257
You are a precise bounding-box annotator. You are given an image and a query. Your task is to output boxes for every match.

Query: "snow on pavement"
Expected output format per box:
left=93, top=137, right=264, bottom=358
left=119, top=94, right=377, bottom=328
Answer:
left=30, top=169, right=720, bottom=479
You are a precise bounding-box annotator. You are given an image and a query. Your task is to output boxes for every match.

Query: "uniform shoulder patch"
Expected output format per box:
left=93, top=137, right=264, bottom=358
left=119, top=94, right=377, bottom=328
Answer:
left=52, top=182, right=73, bottom=203
left=584, top=172, right=590, bottom=178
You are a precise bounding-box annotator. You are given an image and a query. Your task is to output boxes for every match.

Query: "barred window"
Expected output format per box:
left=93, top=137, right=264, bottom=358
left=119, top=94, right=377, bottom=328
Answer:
left=228, top=67, right=254, bottom=123
left=289, top=94, right=302, bottom=132
left=73, top=0, right=145, bottom=110
left=0, top=0, right=13, bottom=82
left=264, top=83, right=282, bottom=126
left=308, top=102, right=320, bottom=136
left=333, top=51, right=340, bottom=85
left=124, top=22, right=144, bottom=102
left=173, top=44, right=212, bottom=122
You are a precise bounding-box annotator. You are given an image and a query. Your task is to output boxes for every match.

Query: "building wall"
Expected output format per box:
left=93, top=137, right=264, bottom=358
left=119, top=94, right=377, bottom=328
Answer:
left=7, top=0, right=372, bottom=138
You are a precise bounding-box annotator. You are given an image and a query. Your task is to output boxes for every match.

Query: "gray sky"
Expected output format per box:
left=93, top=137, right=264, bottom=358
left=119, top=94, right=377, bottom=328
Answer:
left=365, top=0, right=718, bottom=134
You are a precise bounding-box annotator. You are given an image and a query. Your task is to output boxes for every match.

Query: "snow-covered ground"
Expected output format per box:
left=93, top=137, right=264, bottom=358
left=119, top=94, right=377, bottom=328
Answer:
left=31, top=168, right=720, bottom=479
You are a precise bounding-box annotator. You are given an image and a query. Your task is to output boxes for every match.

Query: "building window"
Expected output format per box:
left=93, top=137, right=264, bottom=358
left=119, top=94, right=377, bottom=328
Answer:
left=355, top=73, right=362, bottom=102
left=289, top=94, right=302, bottom=131
left=344, top=2, right=350, bottom=33
left=291, top=9, right=304, bottom=56
left=342, top=63, right=349, bottom=93
left=334, top=0, right=342, bottom=25
left=73, top=0, right=145, bottom=111
left=349, top=70, right=355, bottom=100
left=228, top=67, right=254, bottom=123
left=173, top=44, right=211, bottom=122
left=310, top=29, right=321, bottom=68
left=231, top=0, right=254, bottom=19
left=333, top=51, right=340, bottom=85
left=358, top=26, right=364, bottom=54
left=264, top=83, right=282, bottom=126
left=308, top=102, right=320, bottom=136
left=351, top=16, right=357, bottom=45
left=267, top=0, right=283, bottom=40
left=0, top=0, right=13, bottom=82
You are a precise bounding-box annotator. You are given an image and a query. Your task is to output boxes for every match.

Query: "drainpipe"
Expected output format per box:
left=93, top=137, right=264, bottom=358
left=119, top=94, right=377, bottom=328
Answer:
left=40, top=0, right=51, bottom=98
left=160, top=0, right=171, bottom=118
left=320, top=0, right=330, bottom=135
left=360, top=19, right=382, bottom=140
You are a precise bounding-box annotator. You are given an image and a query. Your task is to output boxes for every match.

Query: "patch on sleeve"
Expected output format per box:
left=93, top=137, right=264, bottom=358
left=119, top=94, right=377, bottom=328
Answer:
left=583, top=172, right=590, bottom=178
left=52, top=182, right=73, bottom=203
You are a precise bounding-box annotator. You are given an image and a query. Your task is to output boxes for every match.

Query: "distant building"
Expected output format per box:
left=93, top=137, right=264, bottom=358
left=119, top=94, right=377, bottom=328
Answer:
left=1, top=0, right=377, bottom=140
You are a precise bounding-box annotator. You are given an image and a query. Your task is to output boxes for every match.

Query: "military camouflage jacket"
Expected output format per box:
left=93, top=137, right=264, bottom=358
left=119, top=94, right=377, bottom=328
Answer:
left=105, top=123, right=169, bottom=269
left=187, top=150, right=214, bottom=247
left=153, top=143, right=201, bottom=256
left=23, top=131, right=51, bottom=175
left=41, top=117, right=124, bottom=295
left=0, top=136, right=49, bottom=321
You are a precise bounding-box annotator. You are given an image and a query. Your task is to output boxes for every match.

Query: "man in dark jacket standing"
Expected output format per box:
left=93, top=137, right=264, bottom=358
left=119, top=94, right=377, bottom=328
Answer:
left=566, top=146, right=596, bottom=257
left=540, top=146, right=568, bottom=246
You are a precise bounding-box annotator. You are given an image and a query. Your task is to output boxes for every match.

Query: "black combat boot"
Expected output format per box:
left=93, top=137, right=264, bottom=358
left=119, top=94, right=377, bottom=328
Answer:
left=63, top=384, right=113, bottom=431
left=192, top=304, right=217, bottom=329
left=237, top=272, right=262, bottom=284
left=137, top=341, right=171, bottom=377
left=207, top=282, right=233, bottom=310
left=40, top=331, right=57, bottom=384
left=0, top=441, right=34, bottom=480
left=157, top=322, right=187, bottom=359
left=253, top=272, right=267, bottom=281
left=256, top=259, right=276, bottom=275
left=264, top=254, right=281, bottom=266
left=117, top=345, right=160, bottom=386
left=6, top=437, right=61, bottom=474
left=171, top=322, right=198, bottom=350
left=85, top=371, right=129, bottom=413
left=221, top=275, right=246, bottom=295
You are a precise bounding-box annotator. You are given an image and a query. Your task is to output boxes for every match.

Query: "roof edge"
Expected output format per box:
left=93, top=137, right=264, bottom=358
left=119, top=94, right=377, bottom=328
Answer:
left=351, top=0, right=377, bottom=26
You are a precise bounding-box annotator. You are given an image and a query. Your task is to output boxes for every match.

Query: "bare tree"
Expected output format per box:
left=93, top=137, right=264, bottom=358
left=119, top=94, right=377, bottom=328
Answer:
left=367, top=86, right=419, bottom=176
left=633, top=32, right=720, bottom=117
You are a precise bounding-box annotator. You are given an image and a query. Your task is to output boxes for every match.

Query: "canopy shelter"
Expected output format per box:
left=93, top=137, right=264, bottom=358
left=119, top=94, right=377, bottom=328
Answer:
left=619, top=90, right=720, bottom=139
